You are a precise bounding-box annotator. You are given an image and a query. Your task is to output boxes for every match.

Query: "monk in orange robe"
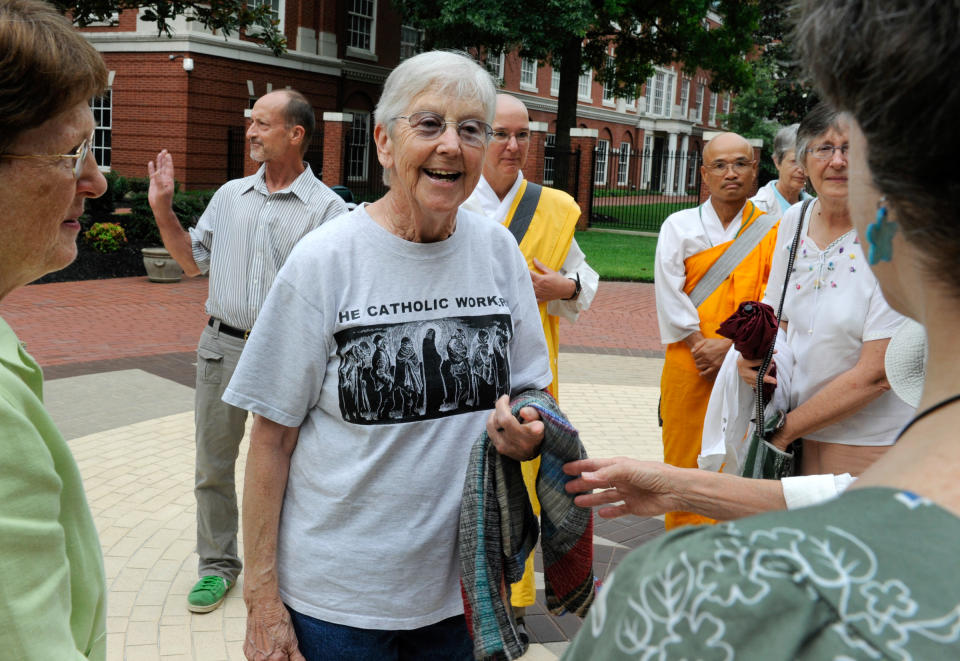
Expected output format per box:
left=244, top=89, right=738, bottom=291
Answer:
left=654, top=133, right=780, bottom=530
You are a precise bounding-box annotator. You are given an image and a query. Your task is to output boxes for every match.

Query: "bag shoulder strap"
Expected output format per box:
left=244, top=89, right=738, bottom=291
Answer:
left=754, top=198, right=814, bottom=430
left=507, top=181, right=542, bottom=245
left=688, top=201, right=777, bottom=309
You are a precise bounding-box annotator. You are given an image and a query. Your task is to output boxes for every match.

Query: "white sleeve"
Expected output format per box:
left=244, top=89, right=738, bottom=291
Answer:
left=781, top=473, right=856, bottom=509
left=654, top=221, right=701, bottom=344
left=547, top=238, right=599, bottom=323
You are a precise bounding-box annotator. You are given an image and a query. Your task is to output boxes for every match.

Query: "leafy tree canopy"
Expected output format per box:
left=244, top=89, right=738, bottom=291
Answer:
left=56, top=0, right=286, bottom=55
left=397, top=0, right=761, bottom=99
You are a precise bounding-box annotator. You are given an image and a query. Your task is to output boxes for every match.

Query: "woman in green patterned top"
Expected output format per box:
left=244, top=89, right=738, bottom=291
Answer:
left=563, top=1, right=960, bottom=658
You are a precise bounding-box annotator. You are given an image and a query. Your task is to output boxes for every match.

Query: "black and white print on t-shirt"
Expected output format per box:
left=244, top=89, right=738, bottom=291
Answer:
left=335, top=314, right=512, bottom=424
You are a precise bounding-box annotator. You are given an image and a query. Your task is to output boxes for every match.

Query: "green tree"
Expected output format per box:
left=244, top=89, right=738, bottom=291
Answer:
left=395, top=0, right=761, bottom=189
left=55, top=0, right=286, bottom=55
left=719, top=57, right=779, bottom=182
left=753, top=0, right=818, bottom=124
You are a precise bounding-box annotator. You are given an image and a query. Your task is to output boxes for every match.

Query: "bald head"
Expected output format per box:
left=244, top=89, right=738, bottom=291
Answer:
left=700, top=132, right=757, bottom=206
left=702, top=132, right=752, bottom=162
left=484, top=94, right=531, bottom=198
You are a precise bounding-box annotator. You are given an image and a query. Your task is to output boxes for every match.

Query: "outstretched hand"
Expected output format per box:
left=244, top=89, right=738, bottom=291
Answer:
left=487, top=394, right=544, bottom=461
left=530, top=257, right=575, bottom=303
left=147, top=149, right=176, bottom=211
left=563, top=457, right=683, bottom=519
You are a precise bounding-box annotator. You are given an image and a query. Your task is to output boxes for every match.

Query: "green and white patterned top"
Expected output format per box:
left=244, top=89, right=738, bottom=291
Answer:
left=564, top=487, right=960, bottom=660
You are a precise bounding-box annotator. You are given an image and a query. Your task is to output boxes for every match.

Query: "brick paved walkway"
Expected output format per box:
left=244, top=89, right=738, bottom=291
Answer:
left=2, top=275, right=666, bottom=660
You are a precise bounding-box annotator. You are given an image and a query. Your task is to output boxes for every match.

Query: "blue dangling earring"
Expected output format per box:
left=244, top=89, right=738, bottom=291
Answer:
left=865, top=196, right=897, bottom=265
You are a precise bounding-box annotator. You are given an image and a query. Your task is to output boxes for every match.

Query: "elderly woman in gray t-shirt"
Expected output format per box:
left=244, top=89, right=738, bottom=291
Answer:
left=224, top=50, right=553, bottom=660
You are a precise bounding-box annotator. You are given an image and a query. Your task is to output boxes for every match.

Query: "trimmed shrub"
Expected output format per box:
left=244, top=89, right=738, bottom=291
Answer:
left=83, top=222, right=127, bottom=253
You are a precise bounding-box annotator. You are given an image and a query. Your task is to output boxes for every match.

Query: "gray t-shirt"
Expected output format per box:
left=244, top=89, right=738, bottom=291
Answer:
left=224, top=206, right=552, bottom=630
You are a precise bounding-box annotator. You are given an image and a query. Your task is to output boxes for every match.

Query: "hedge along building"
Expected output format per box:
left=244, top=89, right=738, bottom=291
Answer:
left=79, top=2, right=738, bottom=219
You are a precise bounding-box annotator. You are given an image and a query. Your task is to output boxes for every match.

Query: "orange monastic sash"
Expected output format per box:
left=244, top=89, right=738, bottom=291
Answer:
left=661, top=203, right=779, bottom=529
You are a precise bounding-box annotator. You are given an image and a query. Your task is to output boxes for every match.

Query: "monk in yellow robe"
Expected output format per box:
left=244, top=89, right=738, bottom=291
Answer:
left=654, top=133, right=779, bottom=530
left=461, top=94, right=599, bottom=616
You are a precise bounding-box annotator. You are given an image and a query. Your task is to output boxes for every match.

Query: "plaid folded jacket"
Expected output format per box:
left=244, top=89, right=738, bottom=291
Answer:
left=459, top=389, right=594, bottom=660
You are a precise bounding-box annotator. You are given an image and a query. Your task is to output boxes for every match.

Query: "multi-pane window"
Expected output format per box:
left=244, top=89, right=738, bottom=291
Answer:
left=617, top=142, right=630, bottom=186
left=709, top=92, right=717, bottom=125
left=485, top=52, right=504, bottom=81
left=680, top=78, right=690, bottom=112
left=602, top=56, right=615, bottom=103
left=695, top=82, right=705, bottom=120
left=346, top=111, right=370, bottom=181
left=400, top=25, right=422, bottom=60
left=651, top=72, right=665, bottom=116
left=722, top=94, right=731, bottom=116
left=248, top=0, right=280, bottom=21
left=594, top=139, right=609, bottom=185
left=550, top=66, right=561, bottom=95
left=90, top=90, right=112, bottom=168
left=578, top=70, right=592, bottom=100
left=347, top=0, right=375, bottom=51
left=520, top=58, right=537, bottom=89
left=543, top=133, right=556, bottom=185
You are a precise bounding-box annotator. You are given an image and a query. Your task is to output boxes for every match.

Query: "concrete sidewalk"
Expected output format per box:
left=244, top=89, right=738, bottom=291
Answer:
left=4, top=276, right=666, bottom=660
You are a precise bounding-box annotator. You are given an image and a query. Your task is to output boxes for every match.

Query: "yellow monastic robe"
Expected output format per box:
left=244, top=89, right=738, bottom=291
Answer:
left=503, top=180, right=580, bottom=607
left=662, top=204, right=779, bottom=530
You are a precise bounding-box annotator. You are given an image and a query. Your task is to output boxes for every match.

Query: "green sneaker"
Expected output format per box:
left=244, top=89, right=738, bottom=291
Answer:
left=187, top=575, right=232, bottom=613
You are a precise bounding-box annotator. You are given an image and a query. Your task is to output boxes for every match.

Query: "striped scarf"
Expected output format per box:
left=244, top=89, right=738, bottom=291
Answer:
left=459, top=390, right=594, bottom=660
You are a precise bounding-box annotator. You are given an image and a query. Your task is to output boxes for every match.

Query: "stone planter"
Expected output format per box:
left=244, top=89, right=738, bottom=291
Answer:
left=141, top=246, right=184, bottom=283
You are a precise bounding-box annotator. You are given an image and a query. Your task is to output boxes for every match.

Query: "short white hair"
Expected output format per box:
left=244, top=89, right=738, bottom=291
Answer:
left=374, top=50, right=497, bottom=185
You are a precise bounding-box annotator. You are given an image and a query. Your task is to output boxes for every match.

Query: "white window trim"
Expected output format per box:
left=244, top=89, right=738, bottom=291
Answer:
left=709, top=92, right=717, bottom=125
left=578, top=70, right=593, bottom=102
left=345, top=110, right=371, bottom=182
left=520, top=57, right=538, bottom=92
left=346, top=0, right=376, bottom=55
left=617, top=142, right=630, bottom=186
left=679, top=78, right=690, bottom=112
left=550, top=66, right=560, bottom=96
left=485, top=52, right=505, bottom=83
left=595, top=138, right=609, bottom=186
left=246, top=0, right=286, bottom=40
left=543, top=133, right=556, bottom=185
left=90, top=88, right=112, bottom=171
left=601, top=55, right=616, bottom=106
left=399, top=25, right=423, bottom=61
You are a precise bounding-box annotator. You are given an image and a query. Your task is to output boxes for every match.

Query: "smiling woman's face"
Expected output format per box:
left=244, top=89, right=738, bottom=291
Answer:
left=0, top=102, right=107, bottom=296
left=376, top=90, right=487, bottom=222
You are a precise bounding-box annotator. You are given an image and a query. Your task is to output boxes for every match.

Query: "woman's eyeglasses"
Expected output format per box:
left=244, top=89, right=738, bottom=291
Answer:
left=0, top=131, right=96, bottom=178
left=392, top=112, right=492, bottom=147
left=807, top=144, right=849, bottom=161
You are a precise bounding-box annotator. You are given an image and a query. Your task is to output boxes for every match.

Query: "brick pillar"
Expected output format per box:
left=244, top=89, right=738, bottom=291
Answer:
left=569, top=128, right=598, bottom=230
left=525, top=121, right=548, bottom=185
left=321, top=112, right=353, bottom=187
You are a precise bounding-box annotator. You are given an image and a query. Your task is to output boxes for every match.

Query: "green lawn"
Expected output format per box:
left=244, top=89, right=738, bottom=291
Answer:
left=575, top=229, right=657, bottom=282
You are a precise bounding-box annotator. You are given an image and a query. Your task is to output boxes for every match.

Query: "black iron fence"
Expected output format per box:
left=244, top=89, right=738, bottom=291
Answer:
left=543, top=147, right=583, bottom=201
left=588, top=149, right=702, bottom=233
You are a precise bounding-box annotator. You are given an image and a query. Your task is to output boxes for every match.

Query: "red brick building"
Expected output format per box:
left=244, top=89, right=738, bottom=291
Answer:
left=81, top=1, right=734, bottom=206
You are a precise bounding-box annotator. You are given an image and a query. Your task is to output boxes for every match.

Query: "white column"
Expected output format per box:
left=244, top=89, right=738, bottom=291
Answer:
left=677, top=134, right=690, bottom=195
left=665, top=132, right=678, bottom=195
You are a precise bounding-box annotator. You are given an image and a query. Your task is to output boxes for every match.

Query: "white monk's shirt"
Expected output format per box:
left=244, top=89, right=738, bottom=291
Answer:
left=654, top=198, right=749, bottom=344
left=461, top=171, right=598, bottom=322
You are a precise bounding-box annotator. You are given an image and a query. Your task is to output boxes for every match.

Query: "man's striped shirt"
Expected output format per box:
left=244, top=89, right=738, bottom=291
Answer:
left=189, top=164, right=348, bottom=330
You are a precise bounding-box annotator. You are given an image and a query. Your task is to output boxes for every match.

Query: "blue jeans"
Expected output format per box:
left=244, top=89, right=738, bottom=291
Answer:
left=287, top=606, right=474, bottom=661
